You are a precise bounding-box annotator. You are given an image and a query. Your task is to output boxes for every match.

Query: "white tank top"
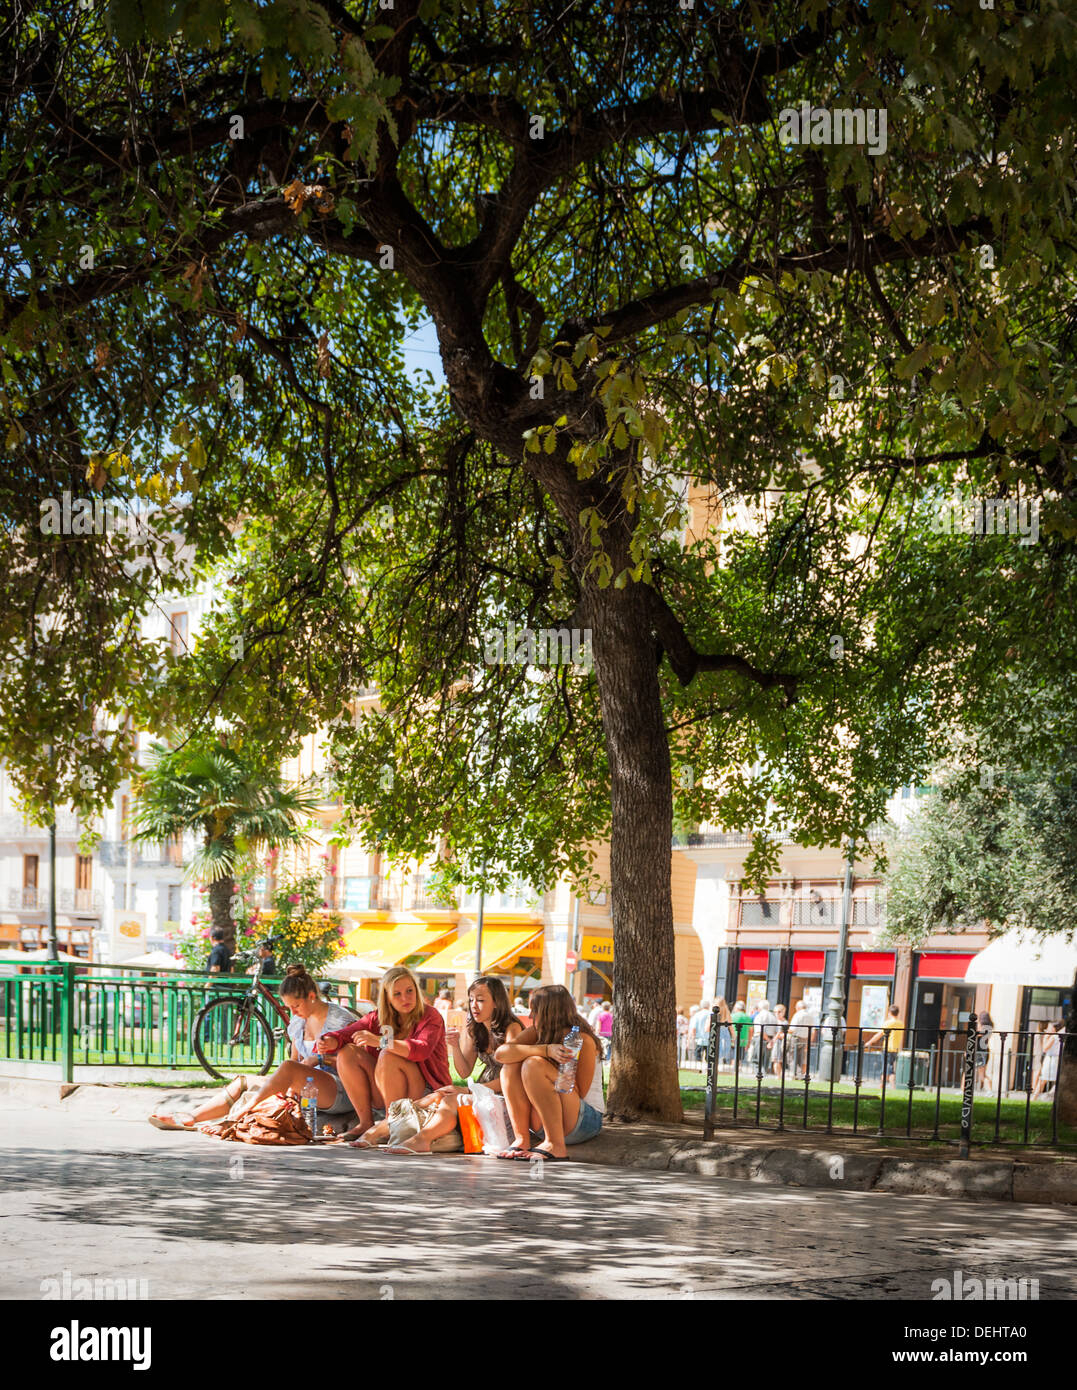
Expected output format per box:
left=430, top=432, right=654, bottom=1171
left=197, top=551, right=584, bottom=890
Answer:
left=580, top=1034, right=606, bottom=1114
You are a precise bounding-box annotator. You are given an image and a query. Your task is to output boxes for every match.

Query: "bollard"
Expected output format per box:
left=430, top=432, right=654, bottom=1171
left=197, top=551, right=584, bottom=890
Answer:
left=958, top=1010, right=978, bottom=1158
left=704, top=1005, right=719, bottom=1141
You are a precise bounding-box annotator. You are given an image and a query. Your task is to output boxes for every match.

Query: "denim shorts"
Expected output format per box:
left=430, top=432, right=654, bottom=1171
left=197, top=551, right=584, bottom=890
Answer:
left=531, top=1099, right=603, bottom=1147
left=315, top=1065, right=354, bottom=1116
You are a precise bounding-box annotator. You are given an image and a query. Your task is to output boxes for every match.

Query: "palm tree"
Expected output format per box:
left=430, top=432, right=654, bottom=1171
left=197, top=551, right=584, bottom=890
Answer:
left=130, top=742, right=325, bottom=950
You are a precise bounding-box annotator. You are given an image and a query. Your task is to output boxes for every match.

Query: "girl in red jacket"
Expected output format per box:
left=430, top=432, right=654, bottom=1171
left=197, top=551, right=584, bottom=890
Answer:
left=317, top=965, right=450, bottom=1143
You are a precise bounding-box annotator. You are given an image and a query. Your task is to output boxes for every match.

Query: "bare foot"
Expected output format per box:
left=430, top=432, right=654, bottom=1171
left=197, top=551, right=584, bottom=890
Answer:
left=327, top=1123, right=370, bottom=1144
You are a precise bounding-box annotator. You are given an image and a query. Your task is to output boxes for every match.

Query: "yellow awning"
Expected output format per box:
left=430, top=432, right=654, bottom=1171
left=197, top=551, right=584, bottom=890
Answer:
left=339, top=921, right=456, bottom=967
left=413, top=925, right=543, bottom=976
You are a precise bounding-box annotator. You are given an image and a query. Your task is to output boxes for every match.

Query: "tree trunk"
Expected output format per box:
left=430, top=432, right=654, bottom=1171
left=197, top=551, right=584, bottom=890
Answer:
left=205, top=828, right=237, bottom=954
left=591, top=581, right=683, bottom=1122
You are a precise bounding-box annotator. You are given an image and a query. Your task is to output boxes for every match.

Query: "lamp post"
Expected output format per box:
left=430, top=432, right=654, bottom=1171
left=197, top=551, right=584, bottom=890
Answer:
left=473, top=862, right=486, bottom=978
left=42, top=743, right=58, bottom=963
left=818, top=838, right=856, bottom=1084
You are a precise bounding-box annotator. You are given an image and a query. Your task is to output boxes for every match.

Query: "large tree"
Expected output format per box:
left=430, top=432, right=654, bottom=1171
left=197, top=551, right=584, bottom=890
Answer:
left=3, top=1, right=1077, bottom=1118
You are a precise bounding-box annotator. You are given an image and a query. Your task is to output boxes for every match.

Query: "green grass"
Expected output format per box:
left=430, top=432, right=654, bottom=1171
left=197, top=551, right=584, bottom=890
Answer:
left=689, top=1079, right=1075, bottom=1147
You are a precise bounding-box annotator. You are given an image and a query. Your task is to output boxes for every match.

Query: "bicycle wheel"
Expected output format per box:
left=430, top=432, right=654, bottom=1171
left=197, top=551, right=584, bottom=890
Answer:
left=192, top=996, right=276, bottom=1081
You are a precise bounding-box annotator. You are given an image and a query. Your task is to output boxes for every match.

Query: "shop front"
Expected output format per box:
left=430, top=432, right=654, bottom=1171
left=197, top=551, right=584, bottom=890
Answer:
left=909, top=952, right=978, bottom=1088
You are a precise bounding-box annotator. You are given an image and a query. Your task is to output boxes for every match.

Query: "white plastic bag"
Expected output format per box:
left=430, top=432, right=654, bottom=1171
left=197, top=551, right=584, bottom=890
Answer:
left=469, top=1080, right=512, bottom=1154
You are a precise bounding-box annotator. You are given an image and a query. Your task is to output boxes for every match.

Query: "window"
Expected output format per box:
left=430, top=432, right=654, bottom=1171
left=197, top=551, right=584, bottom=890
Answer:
left=23, top=854, right=38, bottom=889
left=167, top=884, right=182, bottom=921
left=76, top=855, right=92, bottom=891
left=343, top=877, right=373, bottom=911
left=169, top=611, right=189, bottom=655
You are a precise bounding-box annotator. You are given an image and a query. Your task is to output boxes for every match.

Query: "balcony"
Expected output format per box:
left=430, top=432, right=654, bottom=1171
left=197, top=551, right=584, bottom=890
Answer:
left=6, top=887, right=103, bottom=914
left=58, top=888, right=103, bottom=914
left=0, top=813, right=80, bottom=839
left=8, top=887, right=47, bottom=911
left=98, top=839, right=185, bottom=869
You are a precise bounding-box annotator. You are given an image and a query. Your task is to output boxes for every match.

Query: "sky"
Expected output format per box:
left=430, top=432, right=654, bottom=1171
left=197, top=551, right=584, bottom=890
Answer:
left=401, top=315, right=446, bottom=390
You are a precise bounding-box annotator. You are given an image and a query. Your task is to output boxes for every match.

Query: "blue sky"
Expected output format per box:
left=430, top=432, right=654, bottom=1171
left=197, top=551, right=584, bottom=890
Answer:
left=401, top=315, right=446, bottom=389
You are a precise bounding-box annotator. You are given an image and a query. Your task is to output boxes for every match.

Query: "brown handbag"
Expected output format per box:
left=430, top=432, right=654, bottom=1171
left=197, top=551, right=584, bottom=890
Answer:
left=199, top=1094, right=312, bottom=1145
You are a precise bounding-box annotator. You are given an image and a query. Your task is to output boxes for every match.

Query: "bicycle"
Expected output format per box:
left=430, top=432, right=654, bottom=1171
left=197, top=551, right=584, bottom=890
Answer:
left=191, top=936, right=292, bottom=1081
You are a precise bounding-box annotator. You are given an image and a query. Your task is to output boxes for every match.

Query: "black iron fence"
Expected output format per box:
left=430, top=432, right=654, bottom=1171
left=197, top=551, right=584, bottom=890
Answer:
left=701, top=1009, right=1074, bottom=1152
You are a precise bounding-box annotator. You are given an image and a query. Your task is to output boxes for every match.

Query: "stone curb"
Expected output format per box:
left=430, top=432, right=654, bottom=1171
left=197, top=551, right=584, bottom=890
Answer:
left=567, top=1128, right=1077, bottom=1205
left=4, top=1075, right=1076, bottom=1204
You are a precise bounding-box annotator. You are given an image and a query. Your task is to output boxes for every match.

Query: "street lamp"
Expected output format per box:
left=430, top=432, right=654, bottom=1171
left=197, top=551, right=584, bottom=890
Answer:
left=817, top=838, right=856, bottom=1084
left=43, top=743, right=58, bottom=963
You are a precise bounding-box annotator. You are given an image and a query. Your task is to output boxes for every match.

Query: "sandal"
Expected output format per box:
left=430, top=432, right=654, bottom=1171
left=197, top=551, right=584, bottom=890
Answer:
left=495, top=1147, right=534, bottom=1161
left=148, top=1114, right=194, bottom=1131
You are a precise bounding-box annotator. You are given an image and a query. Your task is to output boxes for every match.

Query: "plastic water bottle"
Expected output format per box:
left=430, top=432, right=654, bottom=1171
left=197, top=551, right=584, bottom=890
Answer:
left=554, top=1025, right=583, bottom=1094
left=300, top=1072, right=319, bottom=1138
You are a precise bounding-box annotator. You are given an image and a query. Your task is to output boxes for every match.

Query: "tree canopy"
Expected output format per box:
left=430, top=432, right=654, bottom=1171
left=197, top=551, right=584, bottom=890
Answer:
left=4, top=0, right=1077, bottom=1116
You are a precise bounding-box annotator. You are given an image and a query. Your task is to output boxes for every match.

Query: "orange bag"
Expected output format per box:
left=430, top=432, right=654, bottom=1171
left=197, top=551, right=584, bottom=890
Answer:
left=457, top=1096, right=484, bottom=1153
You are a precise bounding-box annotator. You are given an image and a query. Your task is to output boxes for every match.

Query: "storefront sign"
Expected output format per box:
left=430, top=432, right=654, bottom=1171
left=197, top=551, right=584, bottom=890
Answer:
left=111, top=911, right=146, bottom=962
left=580, top=934, right=613, bottom=962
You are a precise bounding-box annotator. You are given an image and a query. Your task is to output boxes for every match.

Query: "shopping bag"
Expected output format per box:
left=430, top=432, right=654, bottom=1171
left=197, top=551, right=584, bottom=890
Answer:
left=468, top=1080, right=512, bottom=1154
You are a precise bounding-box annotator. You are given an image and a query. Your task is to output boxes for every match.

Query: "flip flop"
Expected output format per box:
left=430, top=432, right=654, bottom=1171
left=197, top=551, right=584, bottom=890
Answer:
left=526, top=1149, right=570, bottom=1161
left=495, top=1147, right=533, bottom=1161
left=148, top=1115, right=194, bottom=1131
left=348, top=1138, right=379, bottom=1149
left=383, top=1145, right=431, bottom=1155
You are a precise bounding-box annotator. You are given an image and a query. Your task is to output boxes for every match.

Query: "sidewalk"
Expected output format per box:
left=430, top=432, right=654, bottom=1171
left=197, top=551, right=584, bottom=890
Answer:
left=4, top=1074, right=1076, bottom=1205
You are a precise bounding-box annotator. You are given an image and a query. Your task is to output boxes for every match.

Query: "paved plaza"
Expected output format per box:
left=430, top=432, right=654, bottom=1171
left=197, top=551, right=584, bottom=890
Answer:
left=2, top=1106, right=1076, bottom=1301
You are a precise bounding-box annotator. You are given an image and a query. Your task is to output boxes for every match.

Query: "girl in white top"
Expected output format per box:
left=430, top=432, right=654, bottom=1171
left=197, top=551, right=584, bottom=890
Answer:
left=494, top=984, right=604, bottom=1161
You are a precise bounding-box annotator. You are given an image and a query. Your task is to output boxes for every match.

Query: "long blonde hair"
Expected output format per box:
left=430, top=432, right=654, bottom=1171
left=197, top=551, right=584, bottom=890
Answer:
left=377, top=966, right=426, bottom=1035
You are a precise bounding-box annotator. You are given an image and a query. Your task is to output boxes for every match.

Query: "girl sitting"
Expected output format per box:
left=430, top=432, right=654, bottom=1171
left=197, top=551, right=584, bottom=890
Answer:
left=317, top=965, right=451, bottom=1143
left=149, top=965, right=356, bottom=1131
left=494, top=983, right=604, bottom=1161
left=447, top=974, right=524, bottom=1093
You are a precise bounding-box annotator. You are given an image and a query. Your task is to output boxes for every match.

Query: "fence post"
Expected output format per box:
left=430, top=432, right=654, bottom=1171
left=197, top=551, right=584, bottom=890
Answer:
left=58, top=962, right=75, bottom=1085
left=704, top=1005, right=719, bottom=1141
left=958, top=1010, right=978, bottom=1159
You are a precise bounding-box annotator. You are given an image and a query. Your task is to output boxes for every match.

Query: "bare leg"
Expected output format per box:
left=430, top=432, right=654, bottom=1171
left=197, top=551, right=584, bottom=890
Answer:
left=245, top=1059, right=338, bottom=1111
left=499, top=1060, right=531, bottom=1151
left=390, top=1090, right=460, bottom=1153
left=521, top=1055, right=579, bottom=1158
left=331, top=1046, right=383, bottom=1140
left=374, top=1049, right=426, bottom=1106
left=152, top=1075, right=248, bottom=1127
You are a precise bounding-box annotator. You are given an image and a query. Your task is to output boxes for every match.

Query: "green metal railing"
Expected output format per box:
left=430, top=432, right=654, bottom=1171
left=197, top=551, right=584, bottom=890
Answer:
left=0, top=961, right=369, bottom=1081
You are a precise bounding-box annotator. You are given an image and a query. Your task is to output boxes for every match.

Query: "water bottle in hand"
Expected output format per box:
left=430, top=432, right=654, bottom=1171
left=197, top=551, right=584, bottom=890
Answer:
left=554, top=1025, right=583, bottom=1094
left=300, top=1072, right=319, bottom=1138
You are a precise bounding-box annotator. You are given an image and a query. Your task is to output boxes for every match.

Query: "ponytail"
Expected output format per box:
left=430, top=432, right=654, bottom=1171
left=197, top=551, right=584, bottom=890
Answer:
left=280, top=964, right=319, bottom=1000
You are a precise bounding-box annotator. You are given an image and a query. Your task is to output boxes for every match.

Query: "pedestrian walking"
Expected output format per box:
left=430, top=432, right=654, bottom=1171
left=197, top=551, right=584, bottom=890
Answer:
left=750, top=1000, right=779, bottom=1070
left=730, top=998, right=753, bottom=1062
left=975, top=1011, right=994, bottom=1091
left=596, top=1000, right=613, bottom=1059
left=1032, top=1022, right=1060, bottom=1100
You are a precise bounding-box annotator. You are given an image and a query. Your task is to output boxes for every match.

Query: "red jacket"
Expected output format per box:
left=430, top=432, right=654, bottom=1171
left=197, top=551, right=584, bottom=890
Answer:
left=323, top=1002, right=452, bottom=1091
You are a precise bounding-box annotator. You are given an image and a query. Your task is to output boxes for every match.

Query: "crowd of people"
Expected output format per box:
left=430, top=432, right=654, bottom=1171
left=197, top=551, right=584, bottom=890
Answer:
left=151, top=967, right=607, bottom=1160
left=676, top=998, right=1065, bottom=1097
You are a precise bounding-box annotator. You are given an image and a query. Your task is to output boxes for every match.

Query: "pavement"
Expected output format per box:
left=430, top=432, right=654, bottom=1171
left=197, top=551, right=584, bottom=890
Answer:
left=3, top=1076, right=1077, bottom=1206
left=3, top=1095, right=1077, bottom=1300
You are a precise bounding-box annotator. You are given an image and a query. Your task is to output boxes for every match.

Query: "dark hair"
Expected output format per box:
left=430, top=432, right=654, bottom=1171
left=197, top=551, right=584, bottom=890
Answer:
left=466, top=975, right=515, bottom=1055
left=978, top=1011, right=994, bottom=1028
left=210, top=928, right=226, bottom=943
left=279, top=964, right=320, bottom=1000
left=529, top=984, right=600, bottom=1049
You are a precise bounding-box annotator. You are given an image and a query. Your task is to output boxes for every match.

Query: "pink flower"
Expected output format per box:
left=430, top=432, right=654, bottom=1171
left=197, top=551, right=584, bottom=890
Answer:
left=321, top=900, right=328, bottom=908
left=329, top=866, right=337, bottom=874
left=200, top=929, right=211, bottom=939
left=190, top=915, right=197, bottom=924
left=288, top=893, right=300, bottom=905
